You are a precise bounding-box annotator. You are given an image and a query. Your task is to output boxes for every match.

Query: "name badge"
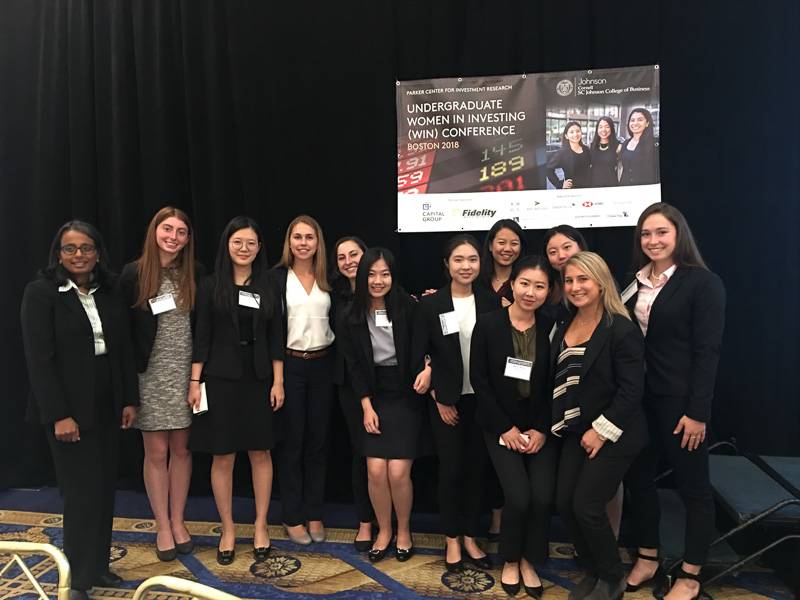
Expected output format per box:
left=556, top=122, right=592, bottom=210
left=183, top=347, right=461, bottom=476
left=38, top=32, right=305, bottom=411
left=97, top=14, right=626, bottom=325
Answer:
left=621, top=280, right=638, bottom=304
left=149, top=293, right=177, bottom=315
left=375, top=310, right=392, bottom=328
left=439, top=311, right=460, bottom=336
left=239, top=291, right=260, bottom=309
left=504, top=357, right=533, bottom=380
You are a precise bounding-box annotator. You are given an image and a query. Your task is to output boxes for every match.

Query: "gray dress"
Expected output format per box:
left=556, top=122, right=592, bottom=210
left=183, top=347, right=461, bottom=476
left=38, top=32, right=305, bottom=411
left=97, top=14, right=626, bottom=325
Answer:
left=135, top=276, right=193, bottom=431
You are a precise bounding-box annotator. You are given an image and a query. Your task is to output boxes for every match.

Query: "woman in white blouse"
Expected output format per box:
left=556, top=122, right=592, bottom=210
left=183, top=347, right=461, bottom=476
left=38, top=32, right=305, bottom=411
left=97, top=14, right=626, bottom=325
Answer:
left=270, top=215, right=336, bottom=545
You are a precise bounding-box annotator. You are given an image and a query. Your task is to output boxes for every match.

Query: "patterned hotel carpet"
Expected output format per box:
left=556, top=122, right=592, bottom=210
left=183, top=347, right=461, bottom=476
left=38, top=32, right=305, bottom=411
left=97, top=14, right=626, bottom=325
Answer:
left=0, top=509, right=793, bottom=599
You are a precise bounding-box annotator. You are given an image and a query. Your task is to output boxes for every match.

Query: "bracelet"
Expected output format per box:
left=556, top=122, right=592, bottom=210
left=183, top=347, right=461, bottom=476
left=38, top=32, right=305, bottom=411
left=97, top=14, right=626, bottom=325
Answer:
left=190, top=378, right=201, bottom=382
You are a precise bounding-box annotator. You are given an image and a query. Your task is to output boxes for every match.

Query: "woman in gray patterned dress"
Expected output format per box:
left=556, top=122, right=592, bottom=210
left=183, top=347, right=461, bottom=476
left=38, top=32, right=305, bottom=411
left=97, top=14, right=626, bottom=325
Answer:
left=119, top=207, right=201, bottom=562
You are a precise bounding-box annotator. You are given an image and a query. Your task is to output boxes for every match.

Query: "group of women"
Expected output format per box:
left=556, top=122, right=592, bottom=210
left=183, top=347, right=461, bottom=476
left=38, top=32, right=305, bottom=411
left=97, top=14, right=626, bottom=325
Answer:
left=21, top=202, right=724, bottom=600
left=547, top=108, right=659, bottom=189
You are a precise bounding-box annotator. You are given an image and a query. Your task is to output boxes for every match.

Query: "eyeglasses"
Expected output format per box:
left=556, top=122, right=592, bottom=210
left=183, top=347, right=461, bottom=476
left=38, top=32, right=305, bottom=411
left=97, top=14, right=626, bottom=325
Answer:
left=61, top=244, right=97, bottom=255
left=230, top=240, right=260, bottom=251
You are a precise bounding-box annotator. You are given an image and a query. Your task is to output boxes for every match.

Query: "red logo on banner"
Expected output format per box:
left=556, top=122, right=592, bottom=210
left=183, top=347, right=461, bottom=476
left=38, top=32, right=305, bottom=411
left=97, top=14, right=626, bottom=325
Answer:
left=582, top=201, right=594, bottom=207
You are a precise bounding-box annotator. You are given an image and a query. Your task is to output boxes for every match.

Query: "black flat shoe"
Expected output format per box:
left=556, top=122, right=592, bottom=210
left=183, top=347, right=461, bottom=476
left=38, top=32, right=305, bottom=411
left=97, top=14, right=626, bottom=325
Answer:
left=176, top=538, right=194, bottom=555
left=396, top=546, right=415, bottom=562
left=217, top=547, right=235, bottom=566
left=253, top=546, right=271, bottom=561
left=524, top=584, right=544, bottom=599
left=354, top=537, right=372, bottom=552
left=95, top=571, right=123, bottom=587
left=368, top=546, right=388, bottom=562
left=469, top=553, right=493, bottom=570
left=446, top=559, right=465, bottom=573
left=155, top=546, right=177, bottom=562
left=501, top=580, right=521, bottom=595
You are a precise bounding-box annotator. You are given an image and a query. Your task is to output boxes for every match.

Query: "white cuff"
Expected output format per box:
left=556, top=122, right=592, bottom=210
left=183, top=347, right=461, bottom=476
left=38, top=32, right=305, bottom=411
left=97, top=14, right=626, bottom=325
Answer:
left=592, top=414, right=623, bottom=443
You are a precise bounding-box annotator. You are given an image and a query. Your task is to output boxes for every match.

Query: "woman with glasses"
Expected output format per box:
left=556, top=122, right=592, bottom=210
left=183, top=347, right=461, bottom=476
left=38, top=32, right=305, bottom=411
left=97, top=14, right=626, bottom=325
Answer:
left=187, top=217, right=284, bottom=565
left=21, top=221, right=138, bottom=599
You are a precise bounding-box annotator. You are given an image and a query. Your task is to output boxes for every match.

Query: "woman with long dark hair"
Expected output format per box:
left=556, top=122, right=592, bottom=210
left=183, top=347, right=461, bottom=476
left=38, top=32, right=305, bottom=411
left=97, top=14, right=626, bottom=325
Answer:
left=622, top=203, right=725, bottom=600
left=547, top=121, right=591, bottom=189
left=270, top=215, right=335, bottom=545
left=340, top=248, right=427, bottom=562
left=479, top=218, right=527, bottom=307
left=329, top=236, right=375, bottom=551
left=619, top=108, right=659, bottom=186
left=188, top=216, right=284, bottom=565
left=588, top=117, right=621, bottom=188
left=551, top=252, right=647, bottom=600
left=21, top=221, right=138, bottom=599
left=412, top=234, right=501, bottom=574
left=119, top=207, right=202, bottom=561
left=470, top=255, right=558, bottom=598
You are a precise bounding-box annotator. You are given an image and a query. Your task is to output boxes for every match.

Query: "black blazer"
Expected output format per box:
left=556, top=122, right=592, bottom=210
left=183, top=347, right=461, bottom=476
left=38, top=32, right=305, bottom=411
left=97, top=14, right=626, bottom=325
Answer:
left=411, top=286, right=501, bottom=406
left=118, top=260, right=205, bottom=373
left=20, top=278, right=139, bottom=429
left=549, top=311, right=648, bottom=455
left=546, top=145, right=590, bottom=189
left=623, top=266, right=726, bottom=423
left=619, top=136, right=659, bottom=186
left=331, top=290, right=353, bottom=386
left=339, top=295, right=417, bottom=402
left=268, top=266, right=336, bottom=348
left=470, top=307, right=554, bottom=437
left=191, top=275, right=284, bottom=381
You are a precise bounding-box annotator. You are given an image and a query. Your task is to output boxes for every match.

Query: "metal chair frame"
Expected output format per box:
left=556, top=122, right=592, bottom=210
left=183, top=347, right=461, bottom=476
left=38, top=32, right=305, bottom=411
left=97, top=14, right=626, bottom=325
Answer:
left=0, top=541, right=71, bottom=600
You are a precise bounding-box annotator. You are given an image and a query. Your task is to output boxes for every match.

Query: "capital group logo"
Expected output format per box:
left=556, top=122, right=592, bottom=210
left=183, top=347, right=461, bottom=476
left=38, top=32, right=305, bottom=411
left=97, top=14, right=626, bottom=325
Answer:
left=422, top=202, right=431, bottom=211
left=556, top=79, right=574, bottom=97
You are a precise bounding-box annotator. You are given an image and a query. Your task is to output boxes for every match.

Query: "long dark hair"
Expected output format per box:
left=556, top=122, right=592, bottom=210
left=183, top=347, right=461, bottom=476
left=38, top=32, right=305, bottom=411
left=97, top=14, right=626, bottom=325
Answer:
left=442, top=234, right=481, bottom=282
left=590, top=116, right=620, bottom=152
left=561, top=121, right=589, bottom=152
left=542, top=224, right=589, bottom=303
left=41, top=220, right=115, bottom=287
left=348, top=247, right=409, bottom=325
left=212, top=216, right=273, bottom=316
left=329, top=236, right=367, bottom=300
left=510, top=255, right=556, bottom=304
left=626, top=108, right=656, bottom=143
left=632, top=203, right=708, bottom=271
left=479, top=219, right=527, bottom=288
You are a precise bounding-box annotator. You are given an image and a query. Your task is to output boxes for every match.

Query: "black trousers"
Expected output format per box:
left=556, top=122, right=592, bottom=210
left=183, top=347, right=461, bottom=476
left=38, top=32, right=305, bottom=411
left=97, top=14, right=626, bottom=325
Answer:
left=276, top=352, right=335, bottom=526
left=555, top=432, right=637, bottom=583
left=623, top=392, right=714, bottom=566
left=484, top=429, right=558, bottom=564
left=338, top=381, right=374, bottom=524
left=430, top=394, right=489, bottom=538
left=45, top=355, right=118, bottom=592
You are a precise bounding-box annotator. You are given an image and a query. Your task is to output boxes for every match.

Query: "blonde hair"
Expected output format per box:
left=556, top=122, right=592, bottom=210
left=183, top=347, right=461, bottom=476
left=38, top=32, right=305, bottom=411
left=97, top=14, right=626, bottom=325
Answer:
left=135, top=207, right=196, bottom=310
left=563, top=252, right=630, bottom=323
left=277, top=215, right=331, bottom=292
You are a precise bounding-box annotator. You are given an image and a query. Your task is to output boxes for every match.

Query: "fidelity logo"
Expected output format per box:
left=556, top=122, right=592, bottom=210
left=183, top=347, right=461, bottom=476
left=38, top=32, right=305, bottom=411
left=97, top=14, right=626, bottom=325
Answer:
left=452, top=209, right=497, bottom=218
left=556, top=79, right=574, bottom=97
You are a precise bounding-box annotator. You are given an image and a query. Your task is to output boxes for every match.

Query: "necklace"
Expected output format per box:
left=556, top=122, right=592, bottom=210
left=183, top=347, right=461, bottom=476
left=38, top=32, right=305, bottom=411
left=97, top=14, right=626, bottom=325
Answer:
left=579, top=314, right=599, bottom=326
left=599, top=143, right=609, bottom=151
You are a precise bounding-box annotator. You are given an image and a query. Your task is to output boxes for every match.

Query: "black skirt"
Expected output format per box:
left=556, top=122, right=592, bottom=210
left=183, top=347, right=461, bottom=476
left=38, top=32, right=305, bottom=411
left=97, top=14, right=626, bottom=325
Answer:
left=188, top=345, right=278, bottom=455
left=362, top=366, right=425, bottom=459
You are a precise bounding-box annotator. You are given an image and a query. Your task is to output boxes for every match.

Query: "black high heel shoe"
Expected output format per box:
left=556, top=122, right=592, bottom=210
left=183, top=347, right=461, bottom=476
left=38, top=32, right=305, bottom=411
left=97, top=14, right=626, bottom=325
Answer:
left=626, top=552, right=664, bottom=592
left=669, top=567, right=705, bottom=600
left=501, top=580, right=521, bottom=595
left=524, top=583, right=543, bottom=599
left=446, top=559, right=464, bottom=573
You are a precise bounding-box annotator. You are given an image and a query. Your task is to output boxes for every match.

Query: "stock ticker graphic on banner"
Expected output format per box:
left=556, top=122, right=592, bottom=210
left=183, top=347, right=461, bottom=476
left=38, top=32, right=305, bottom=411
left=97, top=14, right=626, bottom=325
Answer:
left=396, top=65, right=660, bottom=232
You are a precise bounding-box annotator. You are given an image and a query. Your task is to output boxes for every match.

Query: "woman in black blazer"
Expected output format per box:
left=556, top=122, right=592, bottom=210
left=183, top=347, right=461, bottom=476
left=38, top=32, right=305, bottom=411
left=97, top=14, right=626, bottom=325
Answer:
left=329, top=236, right=375, bottom=551
left=470, top=255, right=557, bottom=598
left=339, top=248, right=427, bottom=563
left=547, top=121, right=591, bottom=189
left=21, top=221, right=138, bottom=599
left=622, top=203, right=725, bottom=600
left=412, top=234, right=501, bottom=574
left=118, top=206, right=202, bottom=561
left=619, top=108, right=659, bottom=186
left=551, top=252, right=647, bottom=600
left=187, top=217, right=284, bottom=565
left=269, top=215, right=336, bottom=545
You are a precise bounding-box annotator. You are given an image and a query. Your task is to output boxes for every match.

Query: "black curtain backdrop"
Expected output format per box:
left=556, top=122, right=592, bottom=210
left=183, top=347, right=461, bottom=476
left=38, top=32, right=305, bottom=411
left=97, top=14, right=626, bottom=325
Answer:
left=1, top=0, right=798, bottom=491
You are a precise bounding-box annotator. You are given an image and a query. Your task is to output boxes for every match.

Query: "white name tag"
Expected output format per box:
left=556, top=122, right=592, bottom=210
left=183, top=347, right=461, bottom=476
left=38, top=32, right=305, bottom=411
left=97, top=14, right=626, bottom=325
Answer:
left=149, top=293, right=177, bottom=315
left=621, top=280, right=638, bottom=304
left=375, top=310, right=392, bottom=328
left=504, top=357, right=533, bottom=380
left=239, top=291, right=260, bottom=309
left=439, top=311, right=460, bottom=335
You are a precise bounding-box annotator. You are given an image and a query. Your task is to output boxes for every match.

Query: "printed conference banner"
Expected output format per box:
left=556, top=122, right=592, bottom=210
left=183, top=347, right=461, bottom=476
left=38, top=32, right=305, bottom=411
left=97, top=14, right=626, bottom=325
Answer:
left=396, top=65, right=660, bottom=232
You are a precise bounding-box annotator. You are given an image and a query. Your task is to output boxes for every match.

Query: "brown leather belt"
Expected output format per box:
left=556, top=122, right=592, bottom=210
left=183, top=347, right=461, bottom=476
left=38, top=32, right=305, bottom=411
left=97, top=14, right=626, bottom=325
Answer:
left=286, top=347, right=331, bottom=359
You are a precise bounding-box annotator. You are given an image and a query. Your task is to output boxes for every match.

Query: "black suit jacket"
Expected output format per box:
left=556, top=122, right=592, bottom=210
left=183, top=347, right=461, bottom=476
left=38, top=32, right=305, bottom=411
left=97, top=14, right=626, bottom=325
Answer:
left=268, top=266, right=336, bottom=348
left=339, top=295, right=417, bottom=402
left=331, top=291, right=353, bottom=386
left=546, top=145, right=589, bottom=189
left=623, top=266, right=726, bottom=423
left=549, top=311, right=648, bottom=455
left=191, top=275, right=284, bottom=380
left=411, top=286, right=501, bottom=406
left=20, top=278, right=139, bottom=429
left=118, top=260, right=205, bottom=373
left=470, top=307, right=554, bottom=436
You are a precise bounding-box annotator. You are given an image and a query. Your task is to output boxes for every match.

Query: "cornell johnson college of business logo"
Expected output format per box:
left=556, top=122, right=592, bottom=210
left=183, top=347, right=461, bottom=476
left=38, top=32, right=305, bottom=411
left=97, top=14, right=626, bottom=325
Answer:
left=556, top=79, right=574, bottom=97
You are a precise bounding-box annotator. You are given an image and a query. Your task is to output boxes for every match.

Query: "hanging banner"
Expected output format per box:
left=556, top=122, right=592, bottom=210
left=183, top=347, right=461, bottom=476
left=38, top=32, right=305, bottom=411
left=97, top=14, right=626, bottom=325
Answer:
left=396, top=65, right=660, bottom=232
